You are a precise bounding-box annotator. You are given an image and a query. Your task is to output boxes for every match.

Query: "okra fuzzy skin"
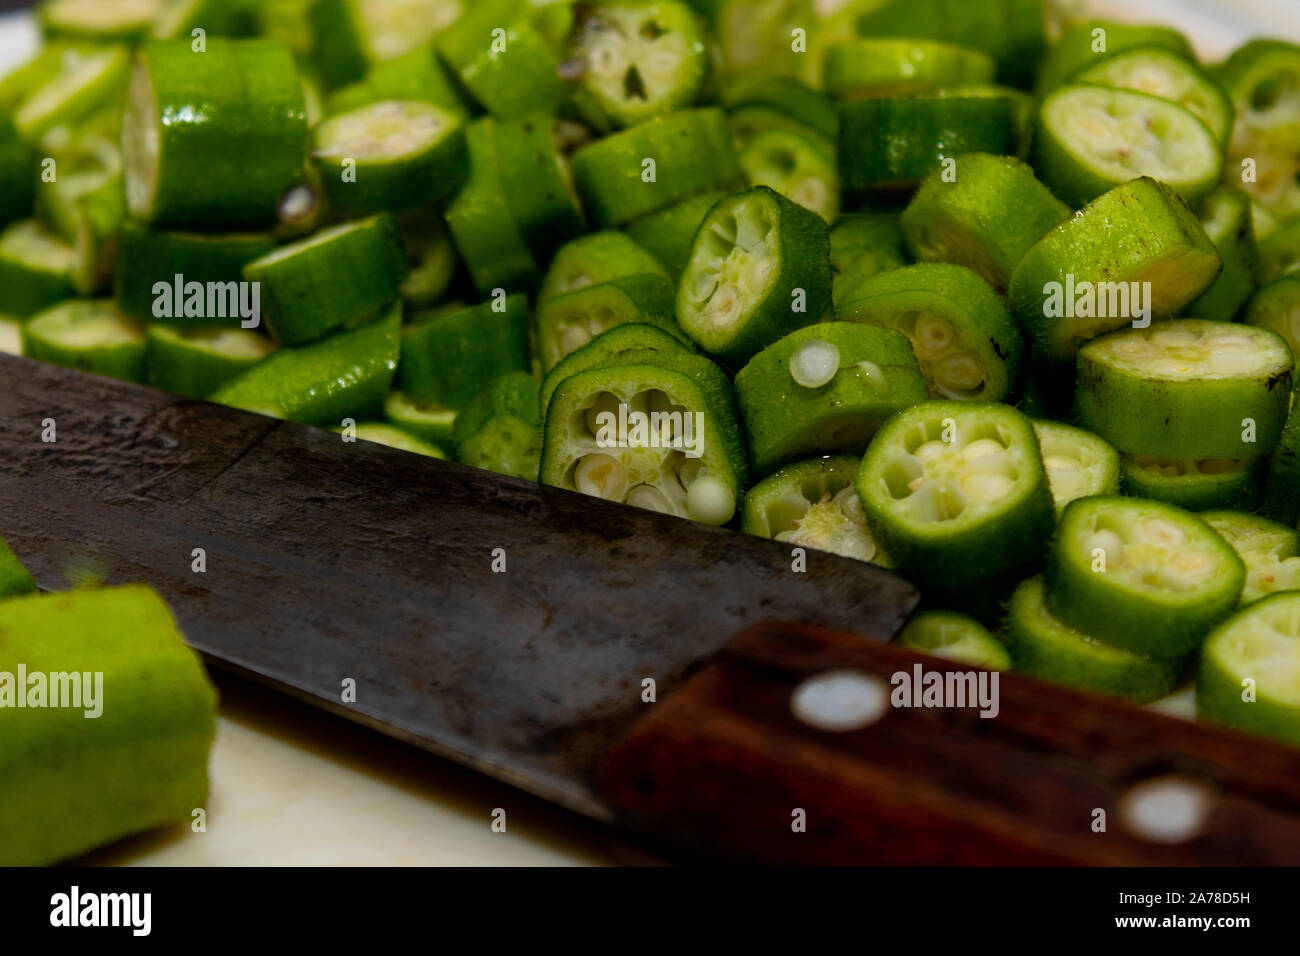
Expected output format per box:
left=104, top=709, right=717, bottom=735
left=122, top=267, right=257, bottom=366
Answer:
left=398, top=295, right=532, bottom=409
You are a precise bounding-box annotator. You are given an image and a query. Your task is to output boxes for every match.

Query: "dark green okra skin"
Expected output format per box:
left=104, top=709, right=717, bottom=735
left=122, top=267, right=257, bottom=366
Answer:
left=536, top=272, right=683, bottom=372
left=123, top=39, right=309, bottom=229
left=494, top=111, right=586, bottom=257
left=452, top=371, right=543, bottom=482
left=22, top=299, right=147, bottom=383
left=1119, top=456, right=1265, bottom=513
left=0, top=109, right=33, bottom=227
left=539, top=230, right=669, bottom=305
left=1263, top=381, right=1300, bottom=527
left=0, top=220, right=77, bottom=318
left=719, top=74, right=838, bottom=145
left=325, top=46, right=470, bottom=119
left=398, top=294, right=532, bottom=409
left=625, top=190, right=727, bottom=280
left=0, top=535, right=37, bottom=599
left=116, top=224, right=278, bottom=326
left=1189, top=188, right=1259, bottom=321
left=145, top=326, right=276, bottom=400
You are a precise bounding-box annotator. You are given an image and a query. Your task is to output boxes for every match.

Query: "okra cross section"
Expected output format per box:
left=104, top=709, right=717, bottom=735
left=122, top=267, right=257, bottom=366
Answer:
left=854, top=401, right=1055, bottom=590
left=1075, top=319, right=1293, bottom=460
left=675, top=186, right=831, bottom=364
left=540, top=352, right=748, bottom=526
left=1119, top=454, right=1264, bottom=513
left=1045, top=496, right=1245, bottom=658
left=536, top=272, right=681, bottom=372
left=1031, top=420, right=1120, bottom=516
left=898, top=610, right=1010, bottom=671
left=1201, top=510, right=1300, bottom=606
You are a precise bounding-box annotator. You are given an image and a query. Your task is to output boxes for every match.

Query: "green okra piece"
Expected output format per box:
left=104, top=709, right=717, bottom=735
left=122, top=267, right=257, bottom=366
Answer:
left=625, top=190, right=727, bottom=280
left=452, top=371, right=543, bottom=481
left=1045, top=495, right=1245, bottom=658
left=14, top=45, right=129, bottom=144
left=1217, top=40, right=1300, bottom=221
left=838, top=95, right=1022, bottom=198
left=1257, top=217, right=1300, bottom=284
left=1008, top=178, right=1222, bottom=362
left=539, top=230, right=668, bottom=305
left=311, top=0, right=463, bottom=89
left=212, top=303, right=402, bottom=425
left=36, top=133, right=124, bottom=295
left=735, top=322, right=927, bottom=476
left=1035, top=20, right=1195, bottom=97
left=38, top=0, right=167, bottom=43
left=900, top=153, right=1070, bottom=292
left=719, top=74, right=837, bottom=146
left=539, top=322, right=694, bottom=424
left=325, top=45, right=470, bottom=119
left=740, top=454, right=887, bottom=566
left=1004, top=576, right=1186, bottom=704
left=829, top=213, right=908, bottom=308
left=494, top=111, right=586, bottom=258
left=1075, top=320, right=1293, bottom=460
left=1245, top=276, right=1300, bottom=362
left=122, top=39, right=309, bottom=229
left=823, top=39, right=995, bottom=100
left=899, top=611, right=1010, bottom=671
left=675, top=185, right=831, bottom=364
left=444, top=118, right=540, bottom=296
left=0, top=220, right=77, bottom=318
left=565, top=0, right=709, bottom=133
left=1120, top=455, right=1265, bottom=513
left=837, top=263, right=1024, bottom=403
left=151, top=0, right=253, bottom=40
left=854, top=400, right=1055, bottom=590
left=1201, top=511, right=1300, bottom=606
left=0, top=536, right=37, bottom=599
left=539, top=349, right=749, bottom=525
left=571, top=107, right=744, bottom=228
left=1188, top=188, right=1259, bottom=322
left=435, top=0, right=568, bottom=118
left=1198, top=593, right=1300, bottom=747
left=0, top=110, right=34, bottom=227
left=1262, top=382, right=1300, bottom=527
left=739, top=127, right=838, bottom=224
left=0, top=585, right=217, bottom=867
left=244, top=214, right=409, bottom=346
left=853, top=0, right=1047, bottom=88
left=383, top=391, right=458, bottom=448
left=115, top=224, right=277, bottom=326
left=396, top=209, right=457, bottom=310
left=714, top=0, right=810, bottom=80
left=398, top=295, right=532, bottom=409
left=0, top=44, right=70, bottom=112
left=536, top=272, right=683, bottom=372
left=145, top=325, right=276, bottom=399
left=339, top=421, right=447, bottom=459
left=312, top=100, right=468, bottom=216
left=1032, top=419, right=1120, bottom=517
left=22, top=298, right=147, bottom=382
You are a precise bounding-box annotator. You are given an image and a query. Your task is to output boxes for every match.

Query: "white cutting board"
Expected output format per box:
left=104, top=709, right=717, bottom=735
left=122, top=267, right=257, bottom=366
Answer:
left=0, top=1, right=1295, bottom=866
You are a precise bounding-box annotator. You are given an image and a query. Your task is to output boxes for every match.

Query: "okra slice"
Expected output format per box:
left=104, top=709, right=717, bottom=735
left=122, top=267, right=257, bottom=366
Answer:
left=1257, top=218, right=1300, bottom=285
left=396, top=209, right=456, bottom=309
left=1045, top=496, right=1245, bottom=657
left=311, top=0, right=463, bottom=88
left=624, top=190, right=726, bottom=279
left=1008, top=178, right=1222, bottom=362
left=571, top=107, right=744, bottom=227
left=494, top=111, right=586, bottom=257
left=0, top=535, right=37, bottom=599
left=1034, top=86, right=1223, bottom=208
left=539, top=351, right=748, bottom=525
left=340, top=422, right=446, bottom=459
left=0, top=110, right=34, bottom=227
left=123, top=39, right=308, bottom=229
left=151, top=0, right=250, bottom=41
left=837, top=263, right=1024, bottom=403
left=38, top=0, right=166, bottom=42
left=22, top=299, right=147, bottom=382
left=1032, top=420, right=1120, bottom=516
left=537, top=273, right=681, bottom=372
left=838, top=95, right=1021, bottom=198
left=1075, top=320, right=1293, bottom=460
left=539, top=322, right=693, bottom=423
left=1198, top=593, right=1300, bottom=747
left=444, top=119, right=540, bottom=295
left=566, top=0, right=708, bottom=132
left=244, top=215, right=408, bottom=346
left=36, top=134, right=123, bottom=295
left=0, top=586, right=217, bottom=867
left=675, top=186, right=831, bottom=364
left=0, top=219, right=76, bottom=318
left=898, top=610, right=1010, bottom=671
left=1004, top=576, right=1185, bottom=704
left=14, top=45, right=129, bottom=144
left=1201, top=510, right=1300, bottom=606
left=312, top=100, right=468, bottom=215
left=719, top=74, right=837, bottom=147
left=1188, top=188, right=1259, bottom=322
left=900, top=153, right=1070, bottom=292
left=1120, top=455, right=1264, bottom=513
left=1246, top=277, right=1300, bottom=366
left=736, top=322, right=928, bottom=475
left=0, top=44, right=72, bottom=112
left=435, top=2, right=567, bottom=119
left=398, top=295, right=531, bottom=409
left=829, top=213, right=907, bottom=308
left=1035, top=20, right=1195, bottom=97
left=212, top=304, right=401, bottom=425
left=452, top=371, right=543, bottom=481
left=714, top=0, right=808, bottom=80
left=740, top=455, right=884, bottom=565
left=538, top=230, right=667, bottom=305
left=324, top=46, right=469, bottom=120
left=1217, top=40, right=1300, bottom=221
left=823, top=39, right=995, bottom=100
left=738, top=128, right=839, bottom=224
left=383, top=390, right=457, bottom=448
left=145, top=326, right=276, bottom=399
left=851, top=0, right=1047, bottom=89
left=1263, top=383, right=1300, bottom=527
left=854, top=401, right=1055, bottom=590
left=115, top=223, right=277, bottom=326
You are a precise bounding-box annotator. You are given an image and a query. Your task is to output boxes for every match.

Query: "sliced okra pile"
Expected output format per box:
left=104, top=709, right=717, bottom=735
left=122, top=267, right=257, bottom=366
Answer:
left=9, top=0, right=1300, bottom=751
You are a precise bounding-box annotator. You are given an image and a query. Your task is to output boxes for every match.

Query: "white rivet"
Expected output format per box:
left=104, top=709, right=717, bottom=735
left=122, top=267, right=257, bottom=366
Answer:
left=1119, top=775, right=1216, bottom=844
left=791, top=670, right=888, bottom=732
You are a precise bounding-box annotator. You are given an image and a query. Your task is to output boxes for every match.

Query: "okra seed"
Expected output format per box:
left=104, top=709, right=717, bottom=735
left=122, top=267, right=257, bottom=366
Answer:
left=575, top=453, right=628, bottom=500
left=686, top=475, right=735, bottom=525
left=789, top=340, right=840, bottom=389
left=913, top=314, right=955, bottom=356
left=1142, top=517, right=1187, bottom=550
left=563, top=324, right=592, bottom=356
left=1085, top=529, right=1126, bottom=561
left=960, top=472, right=1014, bottom=504
left=626, top=484, right=673, bottom=513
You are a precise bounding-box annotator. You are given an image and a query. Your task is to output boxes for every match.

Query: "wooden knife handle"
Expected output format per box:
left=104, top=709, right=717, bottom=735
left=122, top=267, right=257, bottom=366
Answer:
left=601, top=621, right=1300, bottom=865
